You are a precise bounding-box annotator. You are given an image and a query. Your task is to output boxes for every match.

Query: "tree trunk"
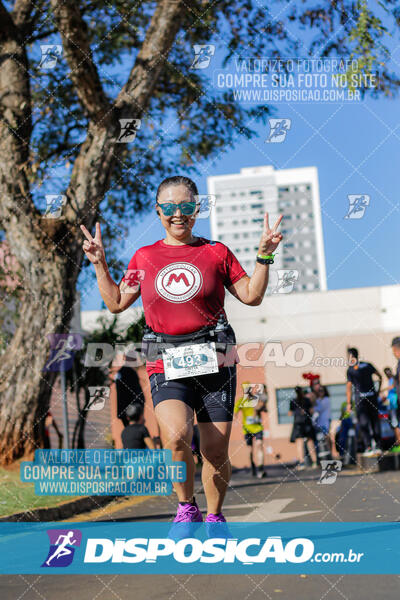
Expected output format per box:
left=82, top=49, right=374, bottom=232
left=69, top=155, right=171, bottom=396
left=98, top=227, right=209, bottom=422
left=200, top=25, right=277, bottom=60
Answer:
left=0, top=252, right=77, bottom=464
left=0, top=0, right=186, bottom=464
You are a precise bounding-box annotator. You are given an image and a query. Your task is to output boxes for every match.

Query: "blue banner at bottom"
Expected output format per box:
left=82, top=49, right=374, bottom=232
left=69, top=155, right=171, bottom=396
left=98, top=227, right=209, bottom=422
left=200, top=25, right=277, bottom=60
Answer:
left=0, top=522, right=399, bottom=574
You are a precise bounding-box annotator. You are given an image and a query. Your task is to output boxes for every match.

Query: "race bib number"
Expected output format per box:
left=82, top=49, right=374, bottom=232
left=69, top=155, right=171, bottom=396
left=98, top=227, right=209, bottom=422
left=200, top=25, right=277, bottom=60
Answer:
left=162, top=342, right=219, bottom=380
left=246, top=416, right=261, bottom=425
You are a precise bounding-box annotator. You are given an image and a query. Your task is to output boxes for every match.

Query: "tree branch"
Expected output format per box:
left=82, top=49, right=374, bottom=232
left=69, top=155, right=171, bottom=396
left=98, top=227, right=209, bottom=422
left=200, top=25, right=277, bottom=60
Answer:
left=62, top=0, right=186, bottom=234
left=12, top=0, right=35, bottom=28
left=0, top=1, right=19, bottom=40
left=29, top=28, right=58, bottom=42
left=115, top=0, right=185, bottom=113
left=50, top=0, right=110, bottom=122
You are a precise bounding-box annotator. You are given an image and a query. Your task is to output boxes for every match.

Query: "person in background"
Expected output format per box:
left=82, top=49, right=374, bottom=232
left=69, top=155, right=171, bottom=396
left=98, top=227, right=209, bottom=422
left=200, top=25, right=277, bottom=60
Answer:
left=302, top=373, right=321, bottom=463
left=383, top=366, right=400, bottom=450
left=313, top=385, right=332, bottom=460
left=346, top=347, right=382, bottom=456
left=44, top=411, right=63, bottom=449
left=289, top=386, right=317, bottom=469
left=121, top=403, right=155, bottom=449
left=234, top=382, right=268, bottom=478
left=336, top=398, right=356, bottom=460
left=303, top=372, right=321, bottom=405
left=115, top=353, right=145, bottom=427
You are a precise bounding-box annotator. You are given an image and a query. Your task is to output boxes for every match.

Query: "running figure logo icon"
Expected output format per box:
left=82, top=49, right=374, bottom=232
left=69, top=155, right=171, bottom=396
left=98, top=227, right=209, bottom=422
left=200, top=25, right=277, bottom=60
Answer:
left=242, top=383, right=264, bottom=408
left=42, top=529, right=82, bottom=567
left=121, top=269, right=146, bottom=293
left=155, top=262, right=203, bottom=303
left=318, top=460, right=342, bottom=485
left=190, top=44, right=215, bottom=69
left=39, top=45, right=62, bottom=69
left=266, top=118, right=291, bottom=143
left=116, top=119, right=141, bottom=143
left=88, top=386, right=110, bottom=410
left=44, top=194, right=66, bottom=219
left=344, top=194, right=370, bottom=219
left=43, top=333, right=83, bottom=372
left=272, top=270, right=299, bottom=294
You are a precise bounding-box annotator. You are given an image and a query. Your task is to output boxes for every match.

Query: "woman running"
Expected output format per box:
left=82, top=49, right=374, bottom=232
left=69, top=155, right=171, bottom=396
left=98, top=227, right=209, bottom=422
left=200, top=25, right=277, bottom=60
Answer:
left=81, top=175, right=283, bottom=524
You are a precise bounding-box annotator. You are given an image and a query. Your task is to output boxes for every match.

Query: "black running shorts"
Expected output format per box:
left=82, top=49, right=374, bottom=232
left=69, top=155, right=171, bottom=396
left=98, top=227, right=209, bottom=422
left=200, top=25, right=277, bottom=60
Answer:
left=149, top=365, right=237, bottom=422
left=244, top=431, right=263, bottom=445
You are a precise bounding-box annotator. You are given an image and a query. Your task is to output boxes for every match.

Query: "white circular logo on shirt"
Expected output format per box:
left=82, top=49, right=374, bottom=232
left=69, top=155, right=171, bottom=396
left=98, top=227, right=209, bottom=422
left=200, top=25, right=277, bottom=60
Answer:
left=155, top=262, right=202, bottom=303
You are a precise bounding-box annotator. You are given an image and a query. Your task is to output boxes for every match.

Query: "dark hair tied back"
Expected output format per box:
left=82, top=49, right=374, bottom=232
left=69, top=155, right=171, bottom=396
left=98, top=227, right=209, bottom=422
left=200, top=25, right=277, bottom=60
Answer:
left=156, top=176, right=198, bottom=202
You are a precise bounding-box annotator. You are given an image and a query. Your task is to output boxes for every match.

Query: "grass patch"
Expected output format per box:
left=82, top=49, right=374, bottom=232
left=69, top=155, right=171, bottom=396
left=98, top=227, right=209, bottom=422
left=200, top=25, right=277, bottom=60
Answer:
left=0, top=462, right=75, bottom=518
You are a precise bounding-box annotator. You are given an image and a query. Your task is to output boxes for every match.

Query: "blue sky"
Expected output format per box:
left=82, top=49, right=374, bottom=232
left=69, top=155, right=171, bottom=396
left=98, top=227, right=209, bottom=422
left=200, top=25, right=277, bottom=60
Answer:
left=81, top=38, right=400, bottom=311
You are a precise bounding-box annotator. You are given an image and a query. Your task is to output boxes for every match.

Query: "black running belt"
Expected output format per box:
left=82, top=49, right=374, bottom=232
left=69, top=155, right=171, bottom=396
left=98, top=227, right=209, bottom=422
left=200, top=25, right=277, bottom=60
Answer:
left=141, top=319, right=236, bottom=360
left=153, top=325, right=216, bottom=344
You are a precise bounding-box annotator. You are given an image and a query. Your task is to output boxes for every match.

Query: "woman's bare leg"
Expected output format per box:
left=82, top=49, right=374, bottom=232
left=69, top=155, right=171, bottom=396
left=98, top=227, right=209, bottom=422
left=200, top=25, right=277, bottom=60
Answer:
left=197, top=421, right=232, bottom=515
left=155, top=400, right=195, bottom=502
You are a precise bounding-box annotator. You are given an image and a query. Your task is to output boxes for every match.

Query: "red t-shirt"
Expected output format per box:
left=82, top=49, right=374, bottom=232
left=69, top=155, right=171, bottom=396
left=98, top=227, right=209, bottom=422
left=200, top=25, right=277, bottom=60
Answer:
left=122, top=237, right=247, bottom=376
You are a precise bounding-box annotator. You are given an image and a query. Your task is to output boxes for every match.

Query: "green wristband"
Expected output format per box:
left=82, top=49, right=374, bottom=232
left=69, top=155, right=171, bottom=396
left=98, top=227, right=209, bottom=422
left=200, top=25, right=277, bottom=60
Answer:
left=257, top=253, right=275, bottom=260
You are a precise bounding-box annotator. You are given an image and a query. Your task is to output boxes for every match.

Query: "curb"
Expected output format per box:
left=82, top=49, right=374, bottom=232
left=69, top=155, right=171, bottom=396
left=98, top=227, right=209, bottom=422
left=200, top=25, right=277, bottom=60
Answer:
left=0, top=494, right=117, bottom=522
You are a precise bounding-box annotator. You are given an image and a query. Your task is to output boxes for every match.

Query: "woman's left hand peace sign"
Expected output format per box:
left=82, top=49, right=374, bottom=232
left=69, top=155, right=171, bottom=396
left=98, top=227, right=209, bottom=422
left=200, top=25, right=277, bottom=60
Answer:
left=258, top=212, right=283, bottom=255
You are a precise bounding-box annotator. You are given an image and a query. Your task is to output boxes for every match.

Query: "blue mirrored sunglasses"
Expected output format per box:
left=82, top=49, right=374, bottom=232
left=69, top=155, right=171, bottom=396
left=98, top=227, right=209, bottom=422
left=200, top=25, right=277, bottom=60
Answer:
left=156, top=201, right=199, bottom=216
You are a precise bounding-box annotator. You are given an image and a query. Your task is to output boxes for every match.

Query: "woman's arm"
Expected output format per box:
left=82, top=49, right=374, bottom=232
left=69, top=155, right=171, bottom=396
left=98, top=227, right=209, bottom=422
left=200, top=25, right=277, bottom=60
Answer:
left=144, top=436, right=155, bottom=449
left=94, top=260, right=140, bottom=314
left=227, top=212, right=283, bottom=305
left=81, top=223, right=140, bottom=313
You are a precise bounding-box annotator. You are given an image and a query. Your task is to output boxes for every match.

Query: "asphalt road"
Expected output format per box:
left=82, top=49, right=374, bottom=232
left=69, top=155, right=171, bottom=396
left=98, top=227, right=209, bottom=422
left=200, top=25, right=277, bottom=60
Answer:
left=1, top=464, right=400, bottom=599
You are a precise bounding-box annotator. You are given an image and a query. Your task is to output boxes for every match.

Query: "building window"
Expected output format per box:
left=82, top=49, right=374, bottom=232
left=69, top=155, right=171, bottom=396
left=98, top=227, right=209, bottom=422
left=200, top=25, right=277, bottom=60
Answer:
left=233, top=233, right=239, bottom=239
left=217, top=207, right=223, bottom=213
left=243, top=232, right=249, bottom=238
left=276, top=384, right=346, bottom=424
left=232, top=205, right=237, bottom=211
left=251, top=203, right=263, bottom=209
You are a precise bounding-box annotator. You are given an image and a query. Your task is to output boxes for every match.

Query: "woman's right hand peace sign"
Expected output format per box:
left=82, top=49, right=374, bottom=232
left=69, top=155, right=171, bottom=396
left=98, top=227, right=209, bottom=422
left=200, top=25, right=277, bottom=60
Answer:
left=80, top=222, right=105, bottom=265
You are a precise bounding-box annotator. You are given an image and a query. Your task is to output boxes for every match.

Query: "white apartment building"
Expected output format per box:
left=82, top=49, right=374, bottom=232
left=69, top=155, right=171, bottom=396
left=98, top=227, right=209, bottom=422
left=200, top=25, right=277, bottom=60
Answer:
left=208, top=165, right=327, bottom=293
